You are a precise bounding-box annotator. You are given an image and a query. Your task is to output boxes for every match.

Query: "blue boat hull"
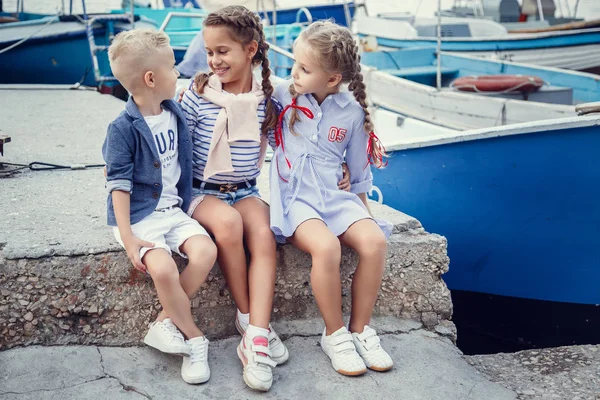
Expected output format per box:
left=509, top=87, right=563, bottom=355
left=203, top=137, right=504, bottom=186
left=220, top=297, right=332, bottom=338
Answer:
left=0, top=30, right=103, bottom=86
left=372, top=124, right=600, bottom=305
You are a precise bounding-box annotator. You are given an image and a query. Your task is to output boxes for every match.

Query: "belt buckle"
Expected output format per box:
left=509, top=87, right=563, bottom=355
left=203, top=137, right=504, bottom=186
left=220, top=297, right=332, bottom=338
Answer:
left=219, top=183, right=237, bottom=193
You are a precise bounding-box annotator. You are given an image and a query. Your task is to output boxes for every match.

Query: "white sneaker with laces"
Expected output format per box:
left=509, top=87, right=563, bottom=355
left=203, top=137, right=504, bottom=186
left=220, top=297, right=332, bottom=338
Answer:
left=320, top=326, right=367, bottom=376
left=181, top=336, right=210, bottom=384
left=236, top=317, right=289, bottom=365
left=143, top=318, right=190, bottom=356
left=351, top=325, right=394, bottom=372
left=237, top=330, right=277, bottom=391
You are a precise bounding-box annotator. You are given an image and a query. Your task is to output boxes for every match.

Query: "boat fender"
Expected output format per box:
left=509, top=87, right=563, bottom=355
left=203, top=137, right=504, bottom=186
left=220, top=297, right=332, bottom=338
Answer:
left=450, top=75, right=545, bottom=94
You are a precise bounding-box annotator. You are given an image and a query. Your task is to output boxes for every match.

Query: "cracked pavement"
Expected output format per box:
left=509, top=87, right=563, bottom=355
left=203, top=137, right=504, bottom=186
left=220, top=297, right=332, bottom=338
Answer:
left=0, top=324, right=516, bottom=400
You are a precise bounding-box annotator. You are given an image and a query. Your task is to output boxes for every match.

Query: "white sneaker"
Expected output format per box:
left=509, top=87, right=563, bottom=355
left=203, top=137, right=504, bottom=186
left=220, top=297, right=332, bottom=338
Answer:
left=321, top=326, right=367, bottom=376
left=143, top=318, right=190, bottom=356
left=237, top=332, right=277, bottom=391
left=236, top=317, right=289, bottom=365
left=351, top=325, right=394, bottom=372
left=181, top=336, right=210, bottom=384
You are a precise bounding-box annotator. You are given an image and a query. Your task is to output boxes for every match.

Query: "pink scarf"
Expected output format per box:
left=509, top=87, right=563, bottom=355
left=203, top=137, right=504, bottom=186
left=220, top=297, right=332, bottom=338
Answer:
left=200, top=74, right=268, bottom=181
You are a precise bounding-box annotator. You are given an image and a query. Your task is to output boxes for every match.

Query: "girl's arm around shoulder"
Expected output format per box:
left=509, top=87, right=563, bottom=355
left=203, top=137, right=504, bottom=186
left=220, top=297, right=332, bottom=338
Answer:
left=102, top=121, right=134, bottom=194
left=266, top=96, right=283, bottom=150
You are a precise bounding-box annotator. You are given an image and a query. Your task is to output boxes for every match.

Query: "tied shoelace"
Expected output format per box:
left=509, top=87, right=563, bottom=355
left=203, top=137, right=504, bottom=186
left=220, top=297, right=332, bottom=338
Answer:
left=275, top=97, right=314, bottom=174
left=162, top=320, right=185, bottom=342
left=189, top=340, right=208, bottom=363
left=364, top=131, right=388, bottom=169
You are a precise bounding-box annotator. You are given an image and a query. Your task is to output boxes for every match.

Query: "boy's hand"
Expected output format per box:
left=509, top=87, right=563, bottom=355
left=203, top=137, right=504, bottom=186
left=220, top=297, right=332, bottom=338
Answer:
left=122, top=235, right=154, bottom=273
left=338, top=162, right=351, bottom=192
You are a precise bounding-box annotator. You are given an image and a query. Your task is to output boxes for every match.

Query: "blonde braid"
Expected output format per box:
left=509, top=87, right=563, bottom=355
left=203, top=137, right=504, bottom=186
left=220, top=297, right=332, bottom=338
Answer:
left=287, top=83, right=301, bottom=135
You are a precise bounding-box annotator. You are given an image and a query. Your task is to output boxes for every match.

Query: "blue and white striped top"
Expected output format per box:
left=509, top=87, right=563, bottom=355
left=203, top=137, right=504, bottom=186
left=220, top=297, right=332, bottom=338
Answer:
left=181, top=89, right=269, bottom=184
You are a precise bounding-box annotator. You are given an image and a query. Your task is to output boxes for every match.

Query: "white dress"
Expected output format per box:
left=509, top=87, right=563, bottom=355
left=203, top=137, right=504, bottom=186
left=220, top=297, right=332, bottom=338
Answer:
left=269, top=81, right=393, bottom=243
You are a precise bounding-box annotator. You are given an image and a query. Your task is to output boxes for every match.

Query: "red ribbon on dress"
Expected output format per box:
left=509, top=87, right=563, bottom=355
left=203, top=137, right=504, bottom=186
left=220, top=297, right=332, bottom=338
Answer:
left=275, top=97, right=314, bottom=169
left=364, top=131, right=387, bottom=169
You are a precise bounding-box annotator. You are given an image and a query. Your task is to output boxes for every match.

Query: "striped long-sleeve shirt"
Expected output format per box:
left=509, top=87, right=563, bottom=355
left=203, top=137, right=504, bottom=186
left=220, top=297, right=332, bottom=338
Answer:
left=181, top=89, right=275, bottom=184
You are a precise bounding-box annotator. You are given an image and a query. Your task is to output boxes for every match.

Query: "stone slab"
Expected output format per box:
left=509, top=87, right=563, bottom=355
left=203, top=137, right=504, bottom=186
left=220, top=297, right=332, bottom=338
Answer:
left=0, top=326, right=517, bottom=400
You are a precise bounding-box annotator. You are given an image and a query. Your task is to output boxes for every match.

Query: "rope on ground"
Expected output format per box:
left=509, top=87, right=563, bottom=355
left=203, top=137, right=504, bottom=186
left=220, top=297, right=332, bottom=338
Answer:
left=0, top=161, right=105, bottom=177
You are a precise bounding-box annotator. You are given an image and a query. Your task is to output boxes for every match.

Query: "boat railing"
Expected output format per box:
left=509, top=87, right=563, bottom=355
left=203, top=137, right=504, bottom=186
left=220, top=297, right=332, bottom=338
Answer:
left=295, top=7, right=313, bottom=25
left=269, top=41, right=295, bottom=61
left=158, top=11, right=205, bottom=33
left=83, top=13, right=136, bottom=83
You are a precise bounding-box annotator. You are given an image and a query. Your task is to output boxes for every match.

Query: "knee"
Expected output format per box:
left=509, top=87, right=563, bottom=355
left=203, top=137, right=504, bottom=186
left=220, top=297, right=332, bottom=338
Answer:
left=252, top=226, right=276, bottom=252
left=311, top=236, right=341, bottom=266
left=149, top=260, right=179, bottom=286
left=357, top=232, right=387, bottom=260
left=213, top=210, right=243, bottom=245
left=187, top=239, right=218, bottom=268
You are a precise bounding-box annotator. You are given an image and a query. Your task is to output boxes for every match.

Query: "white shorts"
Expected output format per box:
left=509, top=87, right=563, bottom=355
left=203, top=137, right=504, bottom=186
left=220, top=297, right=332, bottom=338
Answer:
left=113, top=206, right=210, bottom=260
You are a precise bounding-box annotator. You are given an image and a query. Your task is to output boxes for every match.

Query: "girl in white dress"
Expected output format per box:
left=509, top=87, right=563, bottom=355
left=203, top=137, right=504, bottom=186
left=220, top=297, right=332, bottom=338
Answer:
left=270, top=21, right=394, bottom=376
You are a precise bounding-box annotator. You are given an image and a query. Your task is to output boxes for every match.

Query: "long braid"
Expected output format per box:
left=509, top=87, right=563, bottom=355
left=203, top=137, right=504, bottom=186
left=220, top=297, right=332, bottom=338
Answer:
left=287, top=83, right=301, bottom=135
left=255, top=25, right=278, bottom=136
left=192, top=6, right=277, bottom=135
left=348, top=54, right=386, bottom=168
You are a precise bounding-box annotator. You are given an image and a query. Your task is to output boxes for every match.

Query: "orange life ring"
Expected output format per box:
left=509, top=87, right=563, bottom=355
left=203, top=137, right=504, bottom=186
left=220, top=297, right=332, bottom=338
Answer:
left=450, top=75, right=545, bottom=93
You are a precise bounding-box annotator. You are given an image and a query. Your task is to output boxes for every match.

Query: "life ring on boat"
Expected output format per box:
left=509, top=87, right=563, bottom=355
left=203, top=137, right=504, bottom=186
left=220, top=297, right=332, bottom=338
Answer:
left=450, top=75, right=545, bottom=93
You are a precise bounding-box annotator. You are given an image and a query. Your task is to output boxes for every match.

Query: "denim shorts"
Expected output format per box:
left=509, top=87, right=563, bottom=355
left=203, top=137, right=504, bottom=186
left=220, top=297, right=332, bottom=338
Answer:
left=187, top=184, right=261, bottom=217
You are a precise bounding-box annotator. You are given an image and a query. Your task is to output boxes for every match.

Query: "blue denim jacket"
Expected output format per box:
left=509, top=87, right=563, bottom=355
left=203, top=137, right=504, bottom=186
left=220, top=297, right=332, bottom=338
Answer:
left=102, top=97, right=193, bottom=226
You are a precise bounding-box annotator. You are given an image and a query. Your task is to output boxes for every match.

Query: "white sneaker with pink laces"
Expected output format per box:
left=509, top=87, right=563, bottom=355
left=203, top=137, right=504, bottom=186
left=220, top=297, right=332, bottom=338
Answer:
left=235, top=316, right=289, bottom=365
left=351, top=325, right=394, bottom=372
left=320, top=326, right=367, bottom=376
left=237, top=325, right=277, bottom=391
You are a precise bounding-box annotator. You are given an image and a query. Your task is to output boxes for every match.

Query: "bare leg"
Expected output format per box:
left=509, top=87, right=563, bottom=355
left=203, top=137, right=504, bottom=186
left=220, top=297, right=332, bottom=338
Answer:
left=192, top=196, right=249, bottom=313
left=144, top=248, right=203, bottom=339
left=156, top=235, right=216, bottom=322
left=179, top=234, right=218, bottom=297
left=339, top=219, right=387, bottom=333
left=233, top=197, right=276, bottom=329
left=289, top=219, right=344, bottom=335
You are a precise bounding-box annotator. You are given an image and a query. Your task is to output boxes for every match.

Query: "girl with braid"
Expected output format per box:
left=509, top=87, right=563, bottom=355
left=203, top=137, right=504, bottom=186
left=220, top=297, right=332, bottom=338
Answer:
left=180, top=5, right=285, bottom=391
left=270, top=21, right=394, bottom=376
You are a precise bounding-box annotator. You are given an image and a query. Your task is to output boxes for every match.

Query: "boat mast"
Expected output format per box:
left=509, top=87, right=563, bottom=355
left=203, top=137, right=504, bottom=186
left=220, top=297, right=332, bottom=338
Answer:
left=436, top=0, right=442, bottom=90
left=535, top=0, right=545, bottom=21
left=573, top=0, right=580, bottom=18
left=130, top=0, right=135, bottom=28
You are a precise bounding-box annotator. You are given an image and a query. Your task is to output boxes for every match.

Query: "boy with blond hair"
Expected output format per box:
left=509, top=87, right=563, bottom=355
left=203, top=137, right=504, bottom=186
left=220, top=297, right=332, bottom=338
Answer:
left=103, top=29, right=217, bottom=384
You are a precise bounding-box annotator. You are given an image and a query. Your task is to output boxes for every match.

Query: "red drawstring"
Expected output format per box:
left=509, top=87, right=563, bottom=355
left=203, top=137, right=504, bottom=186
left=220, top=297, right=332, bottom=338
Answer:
left=364, top=131, right=387, bottom=169
left=275, top=97, right=314, bottom=169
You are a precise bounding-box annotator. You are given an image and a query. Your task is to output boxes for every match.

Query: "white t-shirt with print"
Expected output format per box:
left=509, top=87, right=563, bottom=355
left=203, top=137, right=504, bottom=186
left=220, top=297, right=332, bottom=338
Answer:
left=144, top=109, right=182, bottom=210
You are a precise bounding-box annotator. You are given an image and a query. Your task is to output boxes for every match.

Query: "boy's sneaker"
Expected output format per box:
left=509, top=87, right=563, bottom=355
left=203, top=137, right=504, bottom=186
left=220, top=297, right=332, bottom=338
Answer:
left=143, top=318, right=190, bottom=356
left=236, top=317, right=289, bottom=365
left=321, top=326, right=367, bottom=376
left=237, top=332, right=277, bottom=391
left=181, top=336, right=210, bottom=384
left=351, top=325, right=394, bottom=372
